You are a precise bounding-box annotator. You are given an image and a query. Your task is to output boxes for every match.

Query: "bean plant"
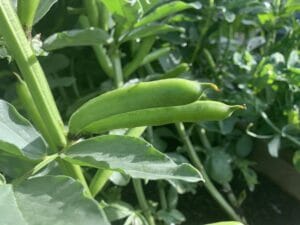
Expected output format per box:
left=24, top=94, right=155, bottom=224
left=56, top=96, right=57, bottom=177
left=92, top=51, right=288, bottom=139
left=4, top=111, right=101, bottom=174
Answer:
left=4, top=0, right=297, bottom=225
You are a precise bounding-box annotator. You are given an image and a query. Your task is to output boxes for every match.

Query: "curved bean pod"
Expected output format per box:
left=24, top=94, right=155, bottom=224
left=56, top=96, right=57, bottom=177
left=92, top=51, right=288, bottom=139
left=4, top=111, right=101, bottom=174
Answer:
left=78, top=100, right=245, bottom=134
left=69, top=79, right=218, bottom=134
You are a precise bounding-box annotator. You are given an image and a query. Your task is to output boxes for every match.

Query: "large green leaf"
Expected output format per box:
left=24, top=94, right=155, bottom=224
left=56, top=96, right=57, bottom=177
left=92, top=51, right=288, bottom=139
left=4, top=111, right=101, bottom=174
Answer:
left=119, top=23, right=183, bottom=42
left=0, top=100, right=47, bottom=160
left=135, top=1, right=201, bottom=27
left=0, top=151, right=35, bottom=178
left=103, top=201, right=134, bottom=222
left=34, top=0, right=58, bottom=24
left=0, top=176, right=110, bottom=225
left=101, top=0, right=142, bottom=28
left=285, top=0, right=300, bottom=13
left=205, top=150, right=233, bottom=185
left=43, top=28, right=111, bottom=51
left=62, top=135, right=202, bottom=182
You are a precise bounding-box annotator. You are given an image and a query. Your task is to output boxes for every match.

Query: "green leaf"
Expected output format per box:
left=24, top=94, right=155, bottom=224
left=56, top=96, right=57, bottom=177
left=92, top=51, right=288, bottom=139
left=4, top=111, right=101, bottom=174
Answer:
left=119, top=23, right=184, bottom=42
left=205, top=150, right=233, bottom=185
left=285, top=0, right=300, bottom=13
left=167, top=186, right=178, bottom=209
left=0, top=151, right=36, bottom=178
left=40, top=53, right=69, bottom=74
left=0, top=176, right=110, bottom=225
left=287, top=50, right=300, bottom=69
left=235, top=135, right=253, bottom=157
left=62, top=135, right=203, bottom=182
left=157, top=209, right=185, bottom=224
left=135, top=1, right=201, bottom=27
left=103, top=201, right=134, bottom=222
left=43, top=28, right=111, bottom=51
left=109, top=171, right=130, bottom=186
left=247, top=36, right=266, bottom=51
left=267, top=135, right=281, bottom=157
left=34, top=0, right=58, bottom=24
left=0, top=100, right=47, bottom=160
left=101, top=0, right=142, bottom=28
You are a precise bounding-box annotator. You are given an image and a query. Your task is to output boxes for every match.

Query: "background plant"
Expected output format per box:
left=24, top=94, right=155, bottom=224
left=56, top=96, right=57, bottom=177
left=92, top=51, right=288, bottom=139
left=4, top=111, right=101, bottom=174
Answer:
left=0, top=0, right=299, bottom=225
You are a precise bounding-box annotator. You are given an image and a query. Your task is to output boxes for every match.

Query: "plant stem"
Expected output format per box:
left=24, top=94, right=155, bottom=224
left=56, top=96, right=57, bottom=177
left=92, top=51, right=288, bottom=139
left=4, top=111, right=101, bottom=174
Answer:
left=175, top=122, right=243, bottom=222
left=198, top=128, right=212, bottom=149
left=0, top=0, right=67, bottom=149
left=198, top=127, right=241, bottom=209
left=89, top=169, right=113, bottom=197
left=124, top=36, right=156, bottom=78
left=15, top=77, right=57, bottom=151
left=126, top=127, right=147, bottom=137
left=58, top=159, right=92, bottom=197
left=203, top=48, right=217, bottom=74
left=261, top=112, right=300, bottom=146
left=133, top=179, right=156, bottom=225
left=223, top=183, right=239, bottom=208
left=111, top=48, right=124, bottom=88
left=0, top=0, right=91, bottom=198
left=158, top=181, right=168, bottom=210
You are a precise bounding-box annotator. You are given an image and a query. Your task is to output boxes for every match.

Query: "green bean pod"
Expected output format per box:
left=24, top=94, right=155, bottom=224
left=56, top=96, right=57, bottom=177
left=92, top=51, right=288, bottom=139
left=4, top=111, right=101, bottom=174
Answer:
left=69, top=79, right=219, bottom=134
left=17, top=0, right=40, bottom=29
left=79, top=100, right=245, bottom=134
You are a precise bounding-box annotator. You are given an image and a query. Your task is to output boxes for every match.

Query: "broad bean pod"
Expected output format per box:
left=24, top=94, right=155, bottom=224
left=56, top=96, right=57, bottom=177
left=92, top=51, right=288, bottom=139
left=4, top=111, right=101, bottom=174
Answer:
left=69, top=79, right=218, bottom=134
left=78, top=100, right=245, bottom=134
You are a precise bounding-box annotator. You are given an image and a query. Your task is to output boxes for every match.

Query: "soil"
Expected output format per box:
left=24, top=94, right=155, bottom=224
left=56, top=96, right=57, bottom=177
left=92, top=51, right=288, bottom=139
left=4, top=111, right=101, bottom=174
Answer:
left=178, top=174, right=300, bottom=225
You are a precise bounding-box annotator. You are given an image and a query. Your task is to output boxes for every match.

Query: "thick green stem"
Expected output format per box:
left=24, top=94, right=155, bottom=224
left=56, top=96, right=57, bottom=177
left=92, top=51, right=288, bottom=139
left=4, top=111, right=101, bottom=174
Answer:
left=133, top=179, right=156, bottom=225
left=0, top=0, right=91, bottom=198
left=126, top=127, right=147, bottom=137
left=58, top=159, right=92, bottom=197
left=89, top=170, right=113, bottom=197
left=0, top=0, right=67, bottom=149
left=175, top=122, right=243, bottom=222
left=16, top=78, right=57, bottom=151
left=111, top=48, right=124, bottom=88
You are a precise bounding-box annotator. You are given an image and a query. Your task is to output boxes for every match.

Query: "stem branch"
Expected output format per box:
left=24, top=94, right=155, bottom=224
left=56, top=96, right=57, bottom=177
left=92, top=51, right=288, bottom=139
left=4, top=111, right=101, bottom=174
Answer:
left=175, top=122, right=243, bottom=222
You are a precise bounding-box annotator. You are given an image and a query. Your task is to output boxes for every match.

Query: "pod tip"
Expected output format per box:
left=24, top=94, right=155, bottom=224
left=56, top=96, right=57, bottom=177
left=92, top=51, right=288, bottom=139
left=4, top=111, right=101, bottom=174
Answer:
left=201, top=83, right=220, bottom=92
left=231, top=104, right=247, bottom=111
left=211, top=83, right=221, bottom=92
